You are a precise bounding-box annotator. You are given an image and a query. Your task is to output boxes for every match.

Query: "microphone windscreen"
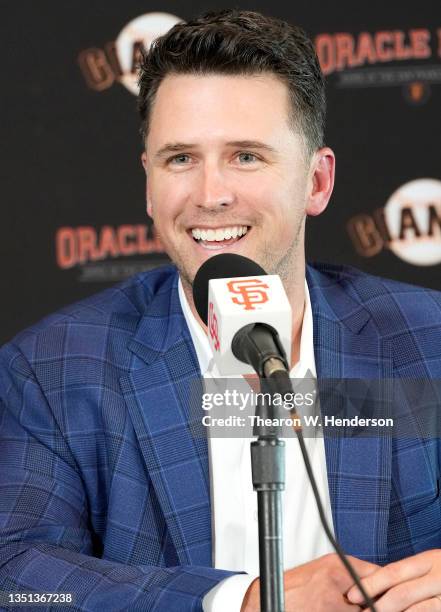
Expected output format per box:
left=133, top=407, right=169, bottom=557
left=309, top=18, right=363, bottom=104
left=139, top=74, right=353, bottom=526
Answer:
left=192, top=254, right=266, bottom=324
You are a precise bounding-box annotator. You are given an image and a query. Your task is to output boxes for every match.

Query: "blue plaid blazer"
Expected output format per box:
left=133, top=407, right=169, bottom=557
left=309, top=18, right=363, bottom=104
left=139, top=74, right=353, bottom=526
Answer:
left=1, top=263, right=441, bottom=611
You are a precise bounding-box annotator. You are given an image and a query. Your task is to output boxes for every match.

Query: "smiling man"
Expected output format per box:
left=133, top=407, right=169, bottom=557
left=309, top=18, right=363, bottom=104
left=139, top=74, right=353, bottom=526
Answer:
left=140, top=71, right=334, bottom=364
left=1, top=9, right=441, bottom=612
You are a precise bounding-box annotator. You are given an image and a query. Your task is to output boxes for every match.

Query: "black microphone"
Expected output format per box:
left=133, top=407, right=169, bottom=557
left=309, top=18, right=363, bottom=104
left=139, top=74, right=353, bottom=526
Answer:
left=192, top=254, right=290, bottom=379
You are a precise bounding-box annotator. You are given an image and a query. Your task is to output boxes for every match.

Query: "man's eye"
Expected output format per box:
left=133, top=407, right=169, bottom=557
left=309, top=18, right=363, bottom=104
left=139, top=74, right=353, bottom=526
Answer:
left=237, top=152, right=258, bottom=163
left=169, top=154, right=191, bottom=165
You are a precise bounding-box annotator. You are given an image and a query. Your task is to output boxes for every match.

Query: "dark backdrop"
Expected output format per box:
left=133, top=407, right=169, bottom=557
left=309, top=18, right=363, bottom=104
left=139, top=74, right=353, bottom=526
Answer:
left=2, top=1, right=440, bottom=345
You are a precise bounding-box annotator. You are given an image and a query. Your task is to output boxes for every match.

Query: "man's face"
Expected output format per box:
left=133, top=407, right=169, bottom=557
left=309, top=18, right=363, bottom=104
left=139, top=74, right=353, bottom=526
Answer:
left=143, top=73, right=329, bottom=289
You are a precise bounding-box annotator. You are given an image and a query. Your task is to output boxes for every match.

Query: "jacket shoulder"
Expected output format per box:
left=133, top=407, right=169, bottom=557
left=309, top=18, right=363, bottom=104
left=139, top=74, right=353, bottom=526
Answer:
left=1, top=265, right=178, bottom=364
left=308, top=262, right=441, bottom=333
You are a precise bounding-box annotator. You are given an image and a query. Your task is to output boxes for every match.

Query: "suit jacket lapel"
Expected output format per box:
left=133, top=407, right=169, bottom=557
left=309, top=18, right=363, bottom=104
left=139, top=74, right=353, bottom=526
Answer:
left=307, top=265, right=393, bottom=563
left=120, top=272, right=212, bottom=566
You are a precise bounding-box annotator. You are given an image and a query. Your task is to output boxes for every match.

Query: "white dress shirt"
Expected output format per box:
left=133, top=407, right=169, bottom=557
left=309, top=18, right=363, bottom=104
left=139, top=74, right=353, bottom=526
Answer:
left=178, top=278, right=335, bottom=611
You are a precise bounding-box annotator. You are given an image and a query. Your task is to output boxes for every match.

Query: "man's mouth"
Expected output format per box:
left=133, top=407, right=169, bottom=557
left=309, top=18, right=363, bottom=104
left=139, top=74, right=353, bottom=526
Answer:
left=189, top=225, right=250, bottom=250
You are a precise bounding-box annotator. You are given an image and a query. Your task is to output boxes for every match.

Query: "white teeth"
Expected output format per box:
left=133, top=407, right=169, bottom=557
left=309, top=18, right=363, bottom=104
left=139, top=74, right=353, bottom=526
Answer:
left=191, top=226, right=249, bottom=242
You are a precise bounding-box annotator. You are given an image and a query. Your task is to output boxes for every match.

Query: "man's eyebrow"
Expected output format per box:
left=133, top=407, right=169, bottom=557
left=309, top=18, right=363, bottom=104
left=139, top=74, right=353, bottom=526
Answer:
left=153, top=140, right=277, bottom=159
left=225, top=140, right=277, bottom=154
left=154, top=143, right=197, bottom=159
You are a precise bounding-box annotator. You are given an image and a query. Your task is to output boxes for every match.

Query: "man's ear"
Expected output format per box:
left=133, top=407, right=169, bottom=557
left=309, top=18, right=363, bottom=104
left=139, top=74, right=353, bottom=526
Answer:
left=146, top=198, right=153, bottom=219
left=141, top=152, right=153, bottom=218
left=305, top=147, right=335, bottom=217
left=141, top=151, right=148, bottom=174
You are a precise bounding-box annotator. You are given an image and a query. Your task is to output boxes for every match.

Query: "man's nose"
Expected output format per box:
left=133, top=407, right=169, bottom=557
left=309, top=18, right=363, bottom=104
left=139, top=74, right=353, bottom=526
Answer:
left=195, top=165, right=235, bottom=210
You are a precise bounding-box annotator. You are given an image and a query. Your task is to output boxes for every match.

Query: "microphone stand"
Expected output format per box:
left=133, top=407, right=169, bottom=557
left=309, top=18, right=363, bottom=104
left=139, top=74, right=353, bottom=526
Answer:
left=251, top=372, right=285, bottom=612
left=233, top=323, right=378, bottom=612
left=233, top=323, right=294, bottom=611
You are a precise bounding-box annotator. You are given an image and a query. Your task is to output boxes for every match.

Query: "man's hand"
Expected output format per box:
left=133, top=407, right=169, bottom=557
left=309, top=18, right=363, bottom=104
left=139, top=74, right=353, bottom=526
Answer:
left=346, top=549, right=441, bottom=611
left=241, top=553, right=379, bottom=611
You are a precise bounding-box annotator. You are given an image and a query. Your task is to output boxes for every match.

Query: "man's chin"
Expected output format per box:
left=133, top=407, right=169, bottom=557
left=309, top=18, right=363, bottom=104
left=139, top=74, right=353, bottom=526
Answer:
left=177, top=252, right=226, bottom=285
left=174, top=237, right=263, bottom=287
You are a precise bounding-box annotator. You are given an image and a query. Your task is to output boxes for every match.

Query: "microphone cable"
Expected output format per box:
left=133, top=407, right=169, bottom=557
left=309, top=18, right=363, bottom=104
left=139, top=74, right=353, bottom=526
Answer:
left=269, top=367, right=378, bottom=612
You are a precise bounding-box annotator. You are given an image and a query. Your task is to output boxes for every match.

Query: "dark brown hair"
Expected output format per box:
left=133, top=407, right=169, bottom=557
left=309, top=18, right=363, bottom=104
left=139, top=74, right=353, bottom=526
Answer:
left=138, top=9, right=325, bottom=156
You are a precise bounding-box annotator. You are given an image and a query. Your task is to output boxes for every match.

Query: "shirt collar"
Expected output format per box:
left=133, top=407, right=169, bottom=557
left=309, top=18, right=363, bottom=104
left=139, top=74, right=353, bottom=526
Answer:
left=178, top=278, right=212, bottom=375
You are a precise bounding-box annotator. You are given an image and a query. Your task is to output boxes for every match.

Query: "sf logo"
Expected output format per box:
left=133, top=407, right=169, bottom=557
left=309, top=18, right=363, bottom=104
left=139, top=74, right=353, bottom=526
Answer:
left=227, top=278, right=269, bottom=310
left=208, top=302, right=220, bottom=351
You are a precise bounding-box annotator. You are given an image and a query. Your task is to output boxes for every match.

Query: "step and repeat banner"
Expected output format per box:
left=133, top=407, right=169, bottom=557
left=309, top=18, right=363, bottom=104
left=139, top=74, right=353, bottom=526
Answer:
left=2, top=1, right=440, bottom=345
